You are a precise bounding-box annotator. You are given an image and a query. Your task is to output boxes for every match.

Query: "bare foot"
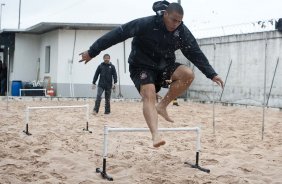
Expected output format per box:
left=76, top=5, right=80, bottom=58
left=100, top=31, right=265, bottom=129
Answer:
left=156, top=104, right=174, bottom=122
left=153, top=138, right=166, bottom=148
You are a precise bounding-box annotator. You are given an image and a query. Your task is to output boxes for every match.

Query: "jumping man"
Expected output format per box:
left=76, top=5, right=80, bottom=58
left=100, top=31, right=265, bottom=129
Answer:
left=79, top=2, right=223, bottom=147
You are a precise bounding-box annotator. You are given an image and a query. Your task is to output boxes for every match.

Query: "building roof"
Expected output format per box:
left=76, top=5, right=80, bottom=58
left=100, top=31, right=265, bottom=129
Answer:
left=1, top=22, right=121, bottom=34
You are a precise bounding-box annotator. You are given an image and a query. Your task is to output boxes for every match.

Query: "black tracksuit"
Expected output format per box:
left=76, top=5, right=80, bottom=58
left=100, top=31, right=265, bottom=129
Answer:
left=92, top=62, right=117, bottom=114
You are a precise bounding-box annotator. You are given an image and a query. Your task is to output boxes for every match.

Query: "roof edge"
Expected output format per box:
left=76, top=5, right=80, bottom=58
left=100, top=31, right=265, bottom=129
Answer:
left=1, top=22, right=121, bottom=34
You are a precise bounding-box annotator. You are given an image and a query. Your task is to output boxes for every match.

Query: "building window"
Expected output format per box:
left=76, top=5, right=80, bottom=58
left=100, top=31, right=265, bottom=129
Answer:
left=45, top=46, right=50, bottom=73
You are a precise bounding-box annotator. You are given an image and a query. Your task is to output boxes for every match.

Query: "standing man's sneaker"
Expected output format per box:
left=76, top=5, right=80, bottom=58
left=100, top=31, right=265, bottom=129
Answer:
left=104, top=112, right=110, bottom=115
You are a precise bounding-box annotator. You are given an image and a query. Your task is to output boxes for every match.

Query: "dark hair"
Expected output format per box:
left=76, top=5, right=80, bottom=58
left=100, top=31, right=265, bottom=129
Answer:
left=103, top=54, right=110, bottom=58
left=166, top=3, right=183, bottom=15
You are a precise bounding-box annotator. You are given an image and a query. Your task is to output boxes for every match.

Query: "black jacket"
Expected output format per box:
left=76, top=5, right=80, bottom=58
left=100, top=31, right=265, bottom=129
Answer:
left=88, top=15, right=217, bottom=79
left=93, top=62, right=117, bottom=90
left=0, top=66, right=7, bottom=80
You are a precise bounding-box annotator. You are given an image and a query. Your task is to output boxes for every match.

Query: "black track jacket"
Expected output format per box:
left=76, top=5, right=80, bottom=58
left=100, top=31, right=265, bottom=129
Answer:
left=88, top=15, right=217, bottom=79
left=93, top=62, right=117, bottom=90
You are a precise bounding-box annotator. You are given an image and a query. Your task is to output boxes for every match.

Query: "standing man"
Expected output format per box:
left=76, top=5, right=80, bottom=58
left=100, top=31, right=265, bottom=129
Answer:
left=79, top=2, right=223, bottom=147
left=92, top=54, right=117, bottom=115
left=0, top=58, right=2, bottom=95
left=0, top=58, right=7, bottom=96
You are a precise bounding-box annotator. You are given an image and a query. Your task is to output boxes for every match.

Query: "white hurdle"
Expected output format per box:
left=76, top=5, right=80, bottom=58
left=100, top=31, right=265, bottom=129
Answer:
left=23, top=104, right=91, bottom=135
left=96, top=125, right=210, bottom=181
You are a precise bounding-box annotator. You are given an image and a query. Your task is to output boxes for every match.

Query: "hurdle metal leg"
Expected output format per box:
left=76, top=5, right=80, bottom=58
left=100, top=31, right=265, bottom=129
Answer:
left=184, top=152, right=210, bottom=173
left=83, top=121, right=92, bottom=133
left=184, top=127, right=210, bottom=173
left=96, top=158, right=113, bottom=181
left=83, top=104, right=92, bottom=133
left=23, top=123, right=32, bottom=136
left=96, top=126, right=113, bottom=180
left=23, top=109, right=32, bottom=135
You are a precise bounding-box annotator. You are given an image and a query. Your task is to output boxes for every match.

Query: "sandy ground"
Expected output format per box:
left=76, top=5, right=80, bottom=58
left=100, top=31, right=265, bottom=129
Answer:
left=0, top=98, right=281, bottom=184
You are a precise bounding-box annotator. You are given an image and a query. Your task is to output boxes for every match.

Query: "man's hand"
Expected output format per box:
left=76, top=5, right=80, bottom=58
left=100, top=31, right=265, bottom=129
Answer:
left=112, top=84, right=116, bottom=92
left=212, top=75, right=224, bottom=89
left=79, top=51, right=92, bottom=64
left=92, top=84, right=96, bottom=90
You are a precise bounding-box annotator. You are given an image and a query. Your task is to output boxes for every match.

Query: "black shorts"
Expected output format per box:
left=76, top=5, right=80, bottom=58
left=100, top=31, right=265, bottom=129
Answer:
left=129, top=63, right=182, bottom=93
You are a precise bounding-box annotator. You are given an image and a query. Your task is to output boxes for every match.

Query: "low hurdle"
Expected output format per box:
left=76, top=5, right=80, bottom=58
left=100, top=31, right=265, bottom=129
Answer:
left=23, top=104, right=92, bottom=135
left=96, top=125, right=210, bottom=181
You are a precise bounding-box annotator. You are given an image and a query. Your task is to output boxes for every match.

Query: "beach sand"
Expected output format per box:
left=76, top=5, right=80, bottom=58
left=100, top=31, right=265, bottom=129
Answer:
left=0, top=98, right=281, bottom=184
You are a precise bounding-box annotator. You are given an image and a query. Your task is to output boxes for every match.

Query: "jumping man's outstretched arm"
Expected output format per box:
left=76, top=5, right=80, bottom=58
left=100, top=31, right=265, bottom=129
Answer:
left=79, top=17, right=150, bottom=64
left=180, top=25, right=224, bottom=88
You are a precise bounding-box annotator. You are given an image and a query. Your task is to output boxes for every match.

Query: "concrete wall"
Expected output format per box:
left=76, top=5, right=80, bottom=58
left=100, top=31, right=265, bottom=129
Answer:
left=180, top=30, right=282, bottom=108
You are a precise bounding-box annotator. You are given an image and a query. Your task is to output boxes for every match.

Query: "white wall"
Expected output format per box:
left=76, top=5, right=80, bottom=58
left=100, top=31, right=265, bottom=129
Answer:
left=11, top=30, right=59, bottom=93
left=57, top=29, right=133, bottom=85
left=11, top=34, right=40, bottom=82
left=57, top=29, right=78, bottom=84
left=53, top=29, right=135, bottom=96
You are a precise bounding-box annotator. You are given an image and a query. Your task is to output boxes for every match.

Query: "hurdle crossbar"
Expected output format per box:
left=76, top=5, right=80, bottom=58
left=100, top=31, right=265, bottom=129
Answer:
left=96, top=125, right=210, bottom=181
left=23, top=104, right=91, bottom=135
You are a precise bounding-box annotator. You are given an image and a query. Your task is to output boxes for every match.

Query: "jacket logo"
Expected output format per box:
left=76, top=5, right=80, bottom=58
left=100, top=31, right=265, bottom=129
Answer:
left=173, top=30, right=179, bottom=37
left=140, top=71, right=147, bottom=80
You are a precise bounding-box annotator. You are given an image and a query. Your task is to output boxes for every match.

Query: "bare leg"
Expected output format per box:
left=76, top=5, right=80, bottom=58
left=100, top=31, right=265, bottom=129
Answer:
left=140, top=84, right=166, bottom=147
left=156, top=65, right=195, bottom=122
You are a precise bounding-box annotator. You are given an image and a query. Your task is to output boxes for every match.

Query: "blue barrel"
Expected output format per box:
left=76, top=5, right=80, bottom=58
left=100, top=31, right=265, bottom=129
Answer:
left=12, top=80, right=22, bottom=96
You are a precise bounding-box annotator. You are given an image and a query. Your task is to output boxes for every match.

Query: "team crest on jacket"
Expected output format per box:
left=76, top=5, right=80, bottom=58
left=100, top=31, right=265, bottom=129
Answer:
left=174, top=30, right=179, bottom=37
left=140, top=71, right=147, bottom=80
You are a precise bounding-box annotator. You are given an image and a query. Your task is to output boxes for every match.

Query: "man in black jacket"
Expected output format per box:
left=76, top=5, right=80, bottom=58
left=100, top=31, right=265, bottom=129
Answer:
left=0, top=58, right=7, bottom=96
left=92, top=54, right=117, bottom=115
left=79, top=2, right=223, bottom=147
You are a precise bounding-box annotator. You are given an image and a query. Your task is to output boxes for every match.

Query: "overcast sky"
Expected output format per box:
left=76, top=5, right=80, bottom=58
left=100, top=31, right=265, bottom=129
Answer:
left=0, top=0, right=281, bottom=31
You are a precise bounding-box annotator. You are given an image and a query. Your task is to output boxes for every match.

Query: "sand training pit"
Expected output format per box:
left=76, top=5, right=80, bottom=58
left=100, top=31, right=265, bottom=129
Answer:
left=0, top=98, right=281, bottom=183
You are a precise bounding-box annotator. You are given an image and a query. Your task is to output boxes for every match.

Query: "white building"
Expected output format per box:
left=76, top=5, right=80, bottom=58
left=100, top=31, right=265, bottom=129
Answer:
left=0, top=22, right=143, bottom=98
